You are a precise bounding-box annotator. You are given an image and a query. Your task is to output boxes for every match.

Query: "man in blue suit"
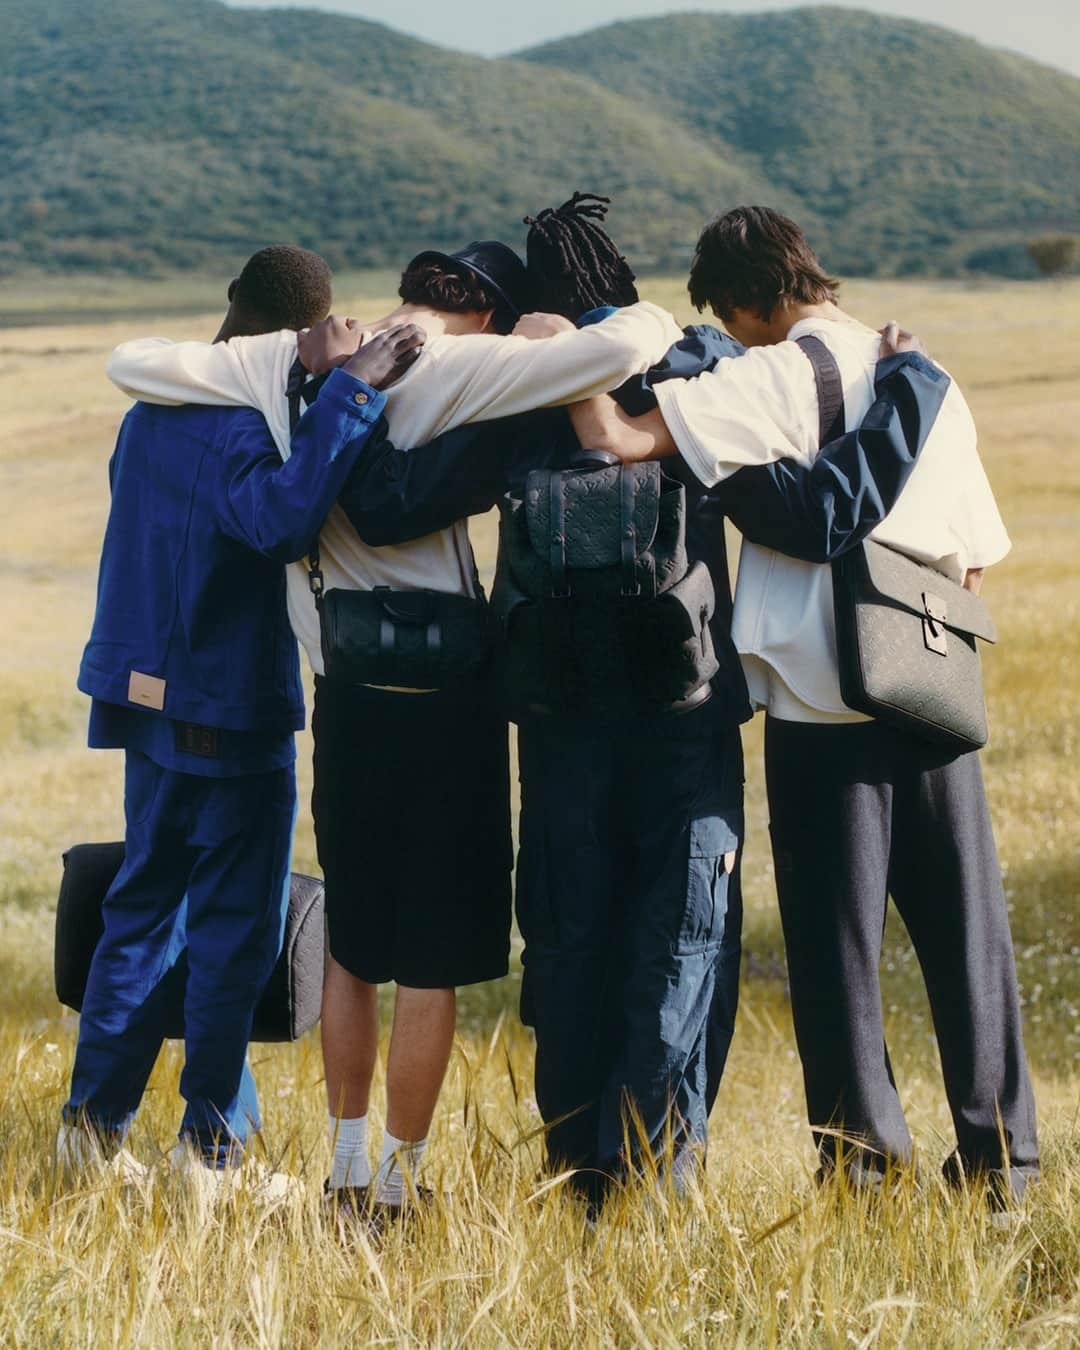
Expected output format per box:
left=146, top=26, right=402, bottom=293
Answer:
left=59, top=246, right=424, bottom=1187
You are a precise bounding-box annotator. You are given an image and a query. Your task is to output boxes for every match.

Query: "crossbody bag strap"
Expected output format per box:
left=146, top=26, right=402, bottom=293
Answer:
left=795, top=334, right=846, bottom=442
left=287, top=356, right=325, bottom=610
left=549, top=473, right=570, bottom=598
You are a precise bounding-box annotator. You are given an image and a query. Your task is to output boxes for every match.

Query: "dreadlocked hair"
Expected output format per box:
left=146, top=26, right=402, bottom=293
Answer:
left=524, top=192, right=639, bottom=320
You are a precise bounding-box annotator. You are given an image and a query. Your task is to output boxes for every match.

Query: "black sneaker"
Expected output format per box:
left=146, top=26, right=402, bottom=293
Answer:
left=372, top=1184, right=439, bottom=1232
left=322, top=1179, right=375, bottom=1228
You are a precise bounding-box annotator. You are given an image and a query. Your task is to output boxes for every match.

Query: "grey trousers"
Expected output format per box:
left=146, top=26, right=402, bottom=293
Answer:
left=765, top=717, right=1039, bottom=1197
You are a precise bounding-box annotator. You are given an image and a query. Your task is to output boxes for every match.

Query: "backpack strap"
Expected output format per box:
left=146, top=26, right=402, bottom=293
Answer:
left=549, top=474, right=570, bottom=598
left=619, top=467, right=639, bottom=597
left=795, top=335, right=846, bottom=443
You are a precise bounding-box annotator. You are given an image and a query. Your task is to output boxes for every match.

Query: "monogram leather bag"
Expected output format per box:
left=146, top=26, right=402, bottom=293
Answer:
left=56, top=843, right=326, bottom=1042
left=287, top=359, right=491, bottom=690
left=493, top=451, right=718, bottom=716
left=832, top=540, right=997, bottom=751
left=798, top=336, right=997, bottom=752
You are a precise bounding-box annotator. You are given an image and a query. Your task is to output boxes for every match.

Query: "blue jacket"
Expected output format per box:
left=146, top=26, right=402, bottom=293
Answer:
left=328, top=327, right=949, bottom=725
left=79, top=367, right=387, bottom=735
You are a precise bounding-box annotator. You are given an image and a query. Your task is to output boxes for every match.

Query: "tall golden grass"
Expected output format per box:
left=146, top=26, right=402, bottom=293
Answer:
left=0, top=277, right=1077, bottom=1346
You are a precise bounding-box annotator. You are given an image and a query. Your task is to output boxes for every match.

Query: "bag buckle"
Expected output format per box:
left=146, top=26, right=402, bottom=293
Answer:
left=922, top=591, right=948, bottom=656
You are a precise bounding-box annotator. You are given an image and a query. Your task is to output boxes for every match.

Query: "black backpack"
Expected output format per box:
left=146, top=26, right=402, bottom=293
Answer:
left=492, top=453, right=718, bottom=718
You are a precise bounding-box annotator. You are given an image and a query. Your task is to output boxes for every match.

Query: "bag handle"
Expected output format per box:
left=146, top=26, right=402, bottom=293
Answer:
left=795, top=335, right=845, bottom=443
left=571, top=448, right=620, bottom=471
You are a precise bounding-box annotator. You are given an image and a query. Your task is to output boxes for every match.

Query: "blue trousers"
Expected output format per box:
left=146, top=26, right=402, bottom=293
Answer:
left=64, top=752, right=296, bottom=1162
left=515, top=699, right=743, bottom=1201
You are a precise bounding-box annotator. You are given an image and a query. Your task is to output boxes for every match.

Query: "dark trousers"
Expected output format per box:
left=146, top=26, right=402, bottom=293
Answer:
left=64, top=752, right=295, bottom=1162
left=516, top=699, right=743, bottom=1199
left=765, top=717, right=1039, bottom=1196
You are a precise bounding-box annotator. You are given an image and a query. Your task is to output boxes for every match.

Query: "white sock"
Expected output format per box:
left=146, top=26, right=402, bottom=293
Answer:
left=327, top=1114, right=371, bottom=1190
left=374, top=1130, right=426, bottom=1207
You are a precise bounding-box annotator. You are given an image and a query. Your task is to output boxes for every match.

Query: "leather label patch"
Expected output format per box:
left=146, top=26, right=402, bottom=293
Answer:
left=175, top=722, right=220, bottom=759
left=128, top=670, right=166, bottom=711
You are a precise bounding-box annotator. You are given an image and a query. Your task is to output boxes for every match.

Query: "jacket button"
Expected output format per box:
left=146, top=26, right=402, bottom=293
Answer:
left=353, top=391, right=369, bottom=406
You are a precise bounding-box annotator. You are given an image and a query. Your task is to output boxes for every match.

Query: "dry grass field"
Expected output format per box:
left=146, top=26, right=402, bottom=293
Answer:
left=0, top=275, right=1078, bottom=1347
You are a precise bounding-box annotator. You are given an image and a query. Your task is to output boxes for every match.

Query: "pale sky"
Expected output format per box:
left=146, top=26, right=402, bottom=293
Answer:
left=226, top=0, right=1080, bottom=77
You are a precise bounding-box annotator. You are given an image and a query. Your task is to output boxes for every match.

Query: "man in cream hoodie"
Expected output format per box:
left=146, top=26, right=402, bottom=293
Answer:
left=107, top=241, right=682, bottom=1220
left=571, top=206, right=1039, bottom=1207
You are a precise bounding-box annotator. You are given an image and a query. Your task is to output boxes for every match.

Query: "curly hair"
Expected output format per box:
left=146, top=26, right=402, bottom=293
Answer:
left=688, top=206, right=838, bottom=321
left=230, top=245, right=333, bottom=332
left=398, top=259, right=503, bottom=323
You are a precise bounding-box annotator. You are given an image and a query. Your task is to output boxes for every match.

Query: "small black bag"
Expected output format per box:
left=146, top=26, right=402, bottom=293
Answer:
left=493, top=452, right=718, bottom=716
left=318, top=584, right=492, bottom=689
left=797, top=335, right=998, bottom=753
left=55, top=843, right=326, bottom=1042
left=288, top=358, right=491, bottom=690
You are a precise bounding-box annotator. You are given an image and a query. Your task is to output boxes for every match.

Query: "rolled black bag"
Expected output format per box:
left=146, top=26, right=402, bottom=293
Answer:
left=492, top=453, right=718, bottom=718
left=287, top=355, right=492, bottom=691
left=55, top=843, right=326, bottom=1042
left=319, top=584, right=492, bottom=690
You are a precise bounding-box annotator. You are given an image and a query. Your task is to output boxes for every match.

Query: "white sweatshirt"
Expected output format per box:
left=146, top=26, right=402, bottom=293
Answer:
left=108, top=303, right=683, bottom=676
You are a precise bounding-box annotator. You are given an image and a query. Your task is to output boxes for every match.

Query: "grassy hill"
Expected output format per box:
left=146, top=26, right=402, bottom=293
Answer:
left=2, top=0, right=1077, bottom=278
left=521, top=8, right=1080, bottom=276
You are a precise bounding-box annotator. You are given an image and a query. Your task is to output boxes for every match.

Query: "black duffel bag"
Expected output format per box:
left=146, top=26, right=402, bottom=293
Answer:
left=55, top=843, right=326, bottom=1042
left=833, top=539, right=998, bottom=752
left=286, top=357, right=492, bottom=691
left=492, top=453, right=718, bottom=717
left=317, top=580, right=492, bottom=690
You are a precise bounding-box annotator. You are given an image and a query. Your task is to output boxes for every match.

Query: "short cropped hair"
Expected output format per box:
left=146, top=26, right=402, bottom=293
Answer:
left=398, top=259, right=504, bottom=326
left=230, top=246, right=333, bottom=332
left=688, top=206, right=838, bottom=321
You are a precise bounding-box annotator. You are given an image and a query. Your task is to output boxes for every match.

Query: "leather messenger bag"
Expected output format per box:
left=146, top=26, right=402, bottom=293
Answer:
left=832, top=540, right=997, bottom=752
left=55, top=842, right=326, bottom=1042
left=798, top=334, right=997, bottom=753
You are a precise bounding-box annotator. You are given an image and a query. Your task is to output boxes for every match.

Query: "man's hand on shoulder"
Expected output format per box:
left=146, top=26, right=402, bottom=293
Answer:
left=342, top=325, right=426, bottom=390
left=513, top=312, right=576, bottom=341
left=879, top=320, right=929, bottom=359
left=298, top=315, right=366, bottom=376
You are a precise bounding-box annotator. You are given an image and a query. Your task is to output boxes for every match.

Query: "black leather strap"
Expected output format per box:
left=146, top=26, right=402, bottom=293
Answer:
left=796, top=335, right=846, bottom=442
left=288, top=357, right=327, bottom=609
left=549, top=474, right=570, bottom=598
left=619, top=467, right=639, bottom=596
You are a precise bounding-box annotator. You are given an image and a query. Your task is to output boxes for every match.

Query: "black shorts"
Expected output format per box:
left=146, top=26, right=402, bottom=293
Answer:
left=311, top=675, right=513, bottom=988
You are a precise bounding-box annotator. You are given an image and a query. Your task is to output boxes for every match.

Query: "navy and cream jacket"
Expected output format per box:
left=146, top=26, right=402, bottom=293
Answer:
left=79, top=368, right=386, bottom=736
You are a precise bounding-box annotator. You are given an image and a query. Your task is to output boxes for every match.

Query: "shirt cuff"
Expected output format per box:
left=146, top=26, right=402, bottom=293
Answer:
left=317, top=368, right=387, bottom=423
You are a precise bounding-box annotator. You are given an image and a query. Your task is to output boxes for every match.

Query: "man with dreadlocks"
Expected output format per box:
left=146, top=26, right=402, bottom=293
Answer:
left=331, top=192, right=950, bottom=1211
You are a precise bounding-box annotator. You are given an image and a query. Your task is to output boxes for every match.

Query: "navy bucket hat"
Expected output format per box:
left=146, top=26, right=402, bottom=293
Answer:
left=406, top=240, right=532, bottom=331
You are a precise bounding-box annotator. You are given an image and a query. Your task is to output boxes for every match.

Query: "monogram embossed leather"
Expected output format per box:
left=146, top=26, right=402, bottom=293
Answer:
left=493, top=456, right=718, bottom=716
left=833, top=539, right=996, bottom=751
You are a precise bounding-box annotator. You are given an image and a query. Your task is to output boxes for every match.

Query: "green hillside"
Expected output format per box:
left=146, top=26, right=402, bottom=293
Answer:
left=1, top=0, right=1077, bottom=278
left=521, top=8, right=1080, bottom=276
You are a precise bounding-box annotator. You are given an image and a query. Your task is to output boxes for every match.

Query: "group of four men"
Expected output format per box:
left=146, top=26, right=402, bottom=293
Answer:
left=61, top=195, right=1038, bottom=1217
